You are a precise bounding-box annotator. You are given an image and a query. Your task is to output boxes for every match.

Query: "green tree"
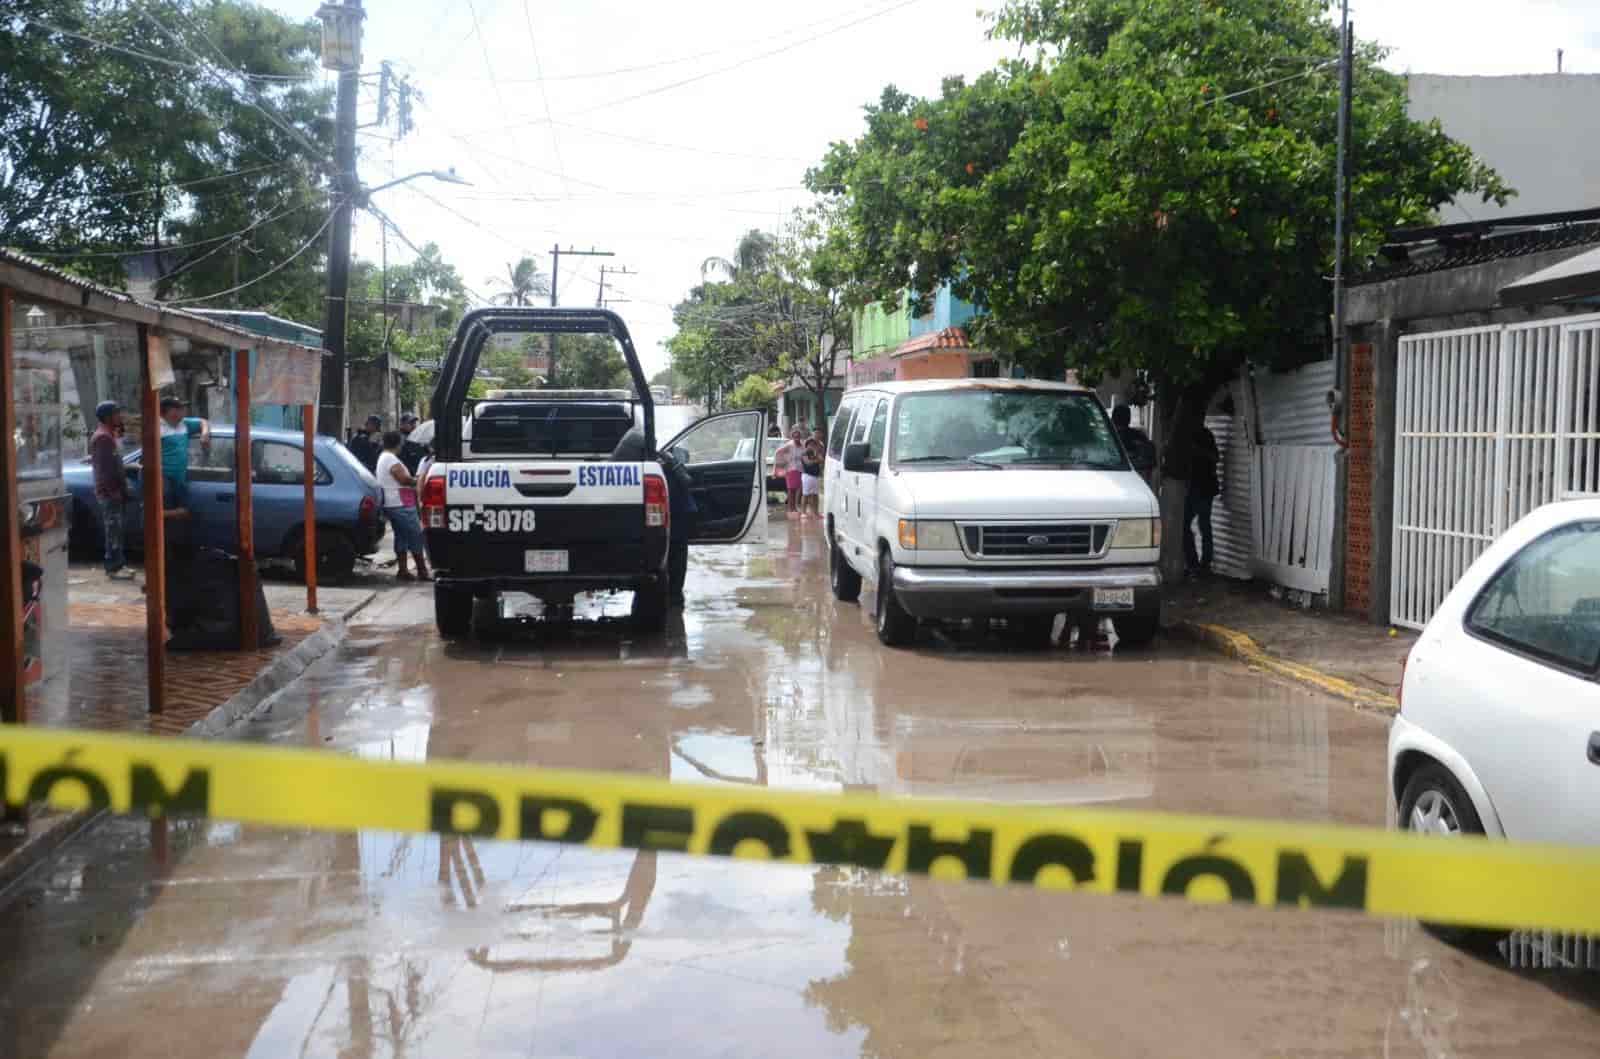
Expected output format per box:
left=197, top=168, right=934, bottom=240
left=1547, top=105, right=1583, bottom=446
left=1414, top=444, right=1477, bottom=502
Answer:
left=493, top=256, right=549, bottom=306
left=809, top=0, right=1510, bottom=437
left=726, top=374, right=777, bottom=412
left=549, top=334, right=630, bottom=390
left=1, top=0, right=335, bottom=318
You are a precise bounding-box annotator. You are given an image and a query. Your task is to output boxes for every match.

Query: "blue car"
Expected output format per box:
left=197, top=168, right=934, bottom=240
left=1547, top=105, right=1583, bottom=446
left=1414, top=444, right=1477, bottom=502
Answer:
left=65, top=426, right=384, bottom=583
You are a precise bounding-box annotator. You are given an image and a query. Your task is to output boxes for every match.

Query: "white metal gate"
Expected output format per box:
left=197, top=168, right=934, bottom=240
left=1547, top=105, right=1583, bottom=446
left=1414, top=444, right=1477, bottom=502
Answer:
left=1390, top=316, right=1600, bottom=629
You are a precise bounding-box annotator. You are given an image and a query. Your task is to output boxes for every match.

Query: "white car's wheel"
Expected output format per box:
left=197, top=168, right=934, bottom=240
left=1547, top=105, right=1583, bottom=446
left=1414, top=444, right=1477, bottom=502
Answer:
left=1398, top=761, right=1495, bottom=944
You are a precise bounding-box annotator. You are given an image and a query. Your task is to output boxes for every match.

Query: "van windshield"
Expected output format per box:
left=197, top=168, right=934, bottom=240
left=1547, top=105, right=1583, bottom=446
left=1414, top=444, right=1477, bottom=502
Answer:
left=892, top=390, right=1127, bottom=470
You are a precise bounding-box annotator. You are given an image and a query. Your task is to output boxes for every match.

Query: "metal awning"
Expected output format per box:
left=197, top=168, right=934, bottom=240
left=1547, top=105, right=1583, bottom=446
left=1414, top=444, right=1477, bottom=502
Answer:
left=1499, top=245, right=1600, bottom=305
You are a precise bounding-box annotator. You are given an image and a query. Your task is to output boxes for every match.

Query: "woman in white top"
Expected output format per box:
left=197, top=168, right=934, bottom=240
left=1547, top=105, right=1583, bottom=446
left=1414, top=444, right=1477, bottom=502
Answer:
left=375, top=431, right=431, bottom=581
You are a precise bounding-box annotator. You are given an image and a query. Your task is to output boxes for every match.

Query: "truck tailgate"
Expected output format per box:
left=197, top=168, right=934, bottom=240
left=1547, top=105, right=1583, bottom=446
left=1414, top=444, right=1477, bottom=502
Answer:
left=425, top=460, right=660, bottom=579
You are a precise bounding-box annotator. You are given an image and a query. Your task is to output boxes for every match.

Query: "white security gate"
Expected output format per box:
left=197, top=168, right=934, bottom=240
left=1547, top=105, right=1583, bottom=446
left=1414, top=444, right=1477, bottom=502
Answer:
left=1391, top=315, right=1600, bottom=629
left=1252, top=445, right=1339, bottom=593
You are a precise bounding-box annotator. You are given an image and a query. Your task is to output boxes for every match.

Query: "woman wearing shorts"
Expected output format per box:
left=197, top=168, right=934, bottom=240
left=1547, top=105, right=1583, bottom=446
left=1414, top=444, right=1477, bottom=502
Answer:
left=783, top=427, right=805, bottom=516
left=375, top=431, right=431, bottom=581
left=800, top=439, right=823, bottom=518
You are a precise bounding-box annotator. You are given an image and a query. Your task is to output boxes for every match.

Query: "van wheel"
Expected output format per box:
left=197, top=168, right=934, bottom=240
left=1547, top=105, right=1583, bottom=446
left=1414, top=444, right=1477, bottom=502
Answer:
left=830, top=534, right=861, bottom=602
left=1015, top=616, right=1057, bottom=649
left=1113, top=613, right=1160, bottom=647
left=435, top=585, right=472, bottom=639
left=875, top=551, right=916, bottom=646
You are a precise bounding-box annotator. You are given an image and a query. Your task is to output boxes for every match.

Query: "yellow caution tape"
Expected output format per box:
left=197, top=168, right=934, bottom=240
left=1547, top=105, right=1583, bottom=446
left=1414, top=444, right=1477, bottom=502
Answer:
left=3, top=725, right=1598, bottom=933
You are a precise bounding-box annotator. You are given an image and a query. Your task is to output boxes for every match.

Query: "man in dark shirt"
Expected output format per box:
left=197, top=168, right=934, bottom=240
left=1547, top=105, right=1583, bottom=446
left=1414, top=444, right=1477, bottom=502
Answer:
left=89, top=401, right=134, bottom=579
left=397, top=412, right=427, bottom=475
left=347, top=414, right=382, bottom=472
left=1184, top=423, right=1221, bottom=575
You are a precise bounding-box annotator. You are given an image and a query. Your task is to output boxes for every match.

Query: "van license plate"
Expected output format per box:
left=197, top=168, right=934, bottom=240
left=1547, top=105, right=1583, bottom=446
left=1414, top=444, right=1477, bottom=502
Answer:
left=1092, top=587, right=1134, bottom=610
left=525, top=549, right=568, bottom=573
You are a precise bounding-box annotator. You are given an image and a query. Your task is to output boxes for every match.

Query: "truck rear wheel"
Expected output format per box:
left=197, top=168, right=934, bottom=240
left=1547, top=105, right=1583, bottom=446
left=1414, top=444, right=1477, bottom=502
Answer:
left=632, top=576, right=669, bottom=632
left=435, top=584, right=472, bottom=639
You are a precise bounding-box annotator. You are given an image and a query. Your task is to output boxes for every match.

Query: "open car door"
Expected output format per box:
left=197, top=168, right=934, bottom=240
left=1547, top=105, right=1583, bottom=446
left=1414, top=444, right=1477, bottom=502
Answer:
left=662, top=409, right=769, bottom=545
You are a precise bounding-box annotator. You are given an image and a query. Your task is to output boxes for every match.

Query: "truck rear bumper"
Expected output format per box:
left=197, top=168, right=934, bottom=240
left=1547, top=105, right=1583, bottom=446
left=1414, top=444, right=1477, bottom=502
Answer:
left=434, top=571, right=663, bottom=597
left=890, top=564, right=1161, bottom=620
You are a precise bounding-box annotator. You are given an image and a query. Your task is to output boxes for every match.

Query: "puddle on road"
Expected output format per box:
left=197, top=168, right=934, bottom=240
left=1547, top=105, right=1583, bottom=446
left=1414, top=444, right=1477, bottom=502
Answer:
left=3, top=517, right=1596, bottom=1057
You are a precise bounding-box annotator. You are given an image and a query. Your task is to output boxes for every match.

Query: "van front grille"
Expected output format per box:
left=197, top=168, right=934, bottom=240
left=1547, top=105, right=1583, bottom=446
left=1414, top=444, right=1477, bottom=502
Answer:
left=962, top=522, right=1111, bottom=558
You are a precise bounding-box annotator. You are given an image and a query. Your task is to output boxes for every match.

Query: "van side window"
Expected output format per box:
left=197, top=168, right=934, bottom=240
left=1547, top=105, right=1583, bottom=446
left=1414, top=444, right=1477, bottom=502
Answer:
left=866, top=399, right=890, bottom=462
left=849, top=399, right=874, bottom=444
left=827, top=401, right=855, bottom=458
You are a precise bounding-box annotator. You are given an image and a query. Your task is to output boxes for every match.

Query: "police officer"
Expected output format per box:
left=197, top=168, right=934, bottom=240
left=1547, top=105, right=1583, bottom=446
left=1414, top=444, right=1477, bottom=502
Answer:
left=663, top=450, right=698, bottom=606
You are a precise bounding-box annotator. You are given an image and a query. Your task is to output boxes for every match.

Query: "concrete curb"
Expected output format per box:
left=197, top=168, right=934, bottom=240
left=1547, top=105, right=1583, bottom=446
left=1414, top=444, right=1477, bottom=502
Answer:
left=1169, top=620, right=1399, bottom=713
left=0, top=590, right=375, bottom=895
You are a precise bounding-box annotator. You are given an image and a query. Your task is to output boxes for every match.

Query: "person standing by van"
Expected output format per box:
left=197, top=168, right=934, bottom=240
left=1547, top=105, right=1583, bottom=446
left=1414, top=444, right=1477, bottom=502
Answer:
left=781, top=427, right=805, bottom=516
left=1112, top=405, right=1156, bottom=485
left=90, top=401, right=134, bottom=579
left=800, top=438, right=824, bottom=518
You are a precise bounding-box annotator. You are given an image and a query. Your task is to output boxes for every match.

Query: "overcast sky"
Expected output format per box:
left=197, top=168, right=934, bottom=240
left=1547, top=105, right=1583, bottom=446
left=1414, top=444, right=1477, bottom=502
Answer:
left=275, top=0, right=1599, bottom=376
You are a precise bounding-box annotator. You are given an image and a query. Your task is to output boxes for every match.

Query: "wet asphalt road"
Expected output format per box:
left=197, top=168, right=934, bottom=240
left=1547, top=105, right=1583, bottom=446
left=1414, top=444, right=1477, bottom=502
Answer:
left=2, top=503, right=1597, bottom=1054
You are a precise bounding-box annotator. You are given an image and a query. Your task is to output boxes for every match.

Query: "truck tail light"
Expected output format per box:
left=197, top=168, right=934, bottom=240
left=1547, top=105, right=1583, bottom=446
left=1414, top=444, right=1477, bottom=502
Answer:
left=643, top=473, right=669, bottom=530
left=421, top=474, right=447, bottom=529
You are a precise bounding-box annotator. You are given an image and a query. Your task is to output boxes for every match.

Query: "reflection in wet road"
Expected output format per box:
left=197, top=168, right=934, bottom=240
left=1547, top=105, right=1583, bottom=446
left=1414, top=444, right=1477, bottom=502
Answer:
left=1, top=514, right=1595, bottom=1057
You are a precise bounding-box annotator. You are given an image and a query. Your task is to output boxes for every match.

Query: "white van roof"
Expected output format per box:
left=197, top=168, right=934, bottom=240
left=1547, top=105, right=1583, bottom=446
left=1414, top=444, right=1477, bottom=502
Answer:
left=841, top=378, right=1096, bottom=397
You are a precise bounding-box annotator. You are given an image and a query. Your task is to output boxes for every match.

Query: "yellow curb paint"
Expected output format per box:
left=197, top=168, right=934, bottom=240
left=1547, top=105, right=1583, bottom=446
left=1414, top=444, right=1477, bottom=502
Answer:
left=1179, top=622, right=1398, bottom=713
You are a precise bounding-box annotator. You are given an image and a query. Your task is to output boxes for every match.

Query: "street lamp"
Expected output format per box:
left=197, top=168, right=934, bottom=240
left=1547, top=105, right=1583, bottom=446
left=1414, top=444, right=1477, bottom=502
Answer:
left=360, top=168, right=471, bottom=202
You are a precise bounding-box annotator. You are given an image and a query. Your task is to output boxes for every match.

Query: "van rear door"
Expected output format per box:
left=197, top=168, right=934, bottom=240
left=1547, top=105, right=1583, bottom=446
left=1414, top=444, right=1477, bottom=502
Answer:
left=661, top=409, right=768, bottom=544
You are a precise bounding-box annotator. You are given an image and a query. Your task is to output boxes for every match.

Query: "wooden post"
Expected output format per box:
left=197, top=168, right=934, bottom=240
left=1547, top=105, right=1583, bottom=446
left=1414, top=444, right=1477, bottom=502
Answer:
left=138, top=325, right=166, bottom=714
left=234, top=349, right=258, bottom=650
left=302, top=402, right=318, bottom=613
left=0, top=289, right=26, bottom=726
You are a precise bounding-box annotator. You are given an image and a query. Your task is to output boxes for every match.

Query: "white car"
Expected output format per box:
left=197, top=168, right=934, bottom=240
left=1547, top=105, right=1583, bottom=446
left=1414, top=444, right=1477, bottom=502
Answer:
left=1389, top=498, right=1600, bottom=852
left=824, top=379, right=1162, bottom=648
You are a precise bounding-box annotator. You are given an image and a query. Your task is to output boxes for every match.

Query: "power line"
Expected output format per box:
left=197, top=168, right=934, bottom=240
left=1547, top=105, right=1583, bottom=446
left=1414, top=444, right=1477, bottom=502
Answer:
left=163, top=206, right=340, bottom=305
left=546, top=121, right=812, bottom=163
left=1201, top=60, right=1339, bottom=106
left=521, top=0, right=570, bottom=198
left=364, top=201, right=492, bottom=306
left=16, top=17, right=317, bottom=81
left=130, top=3, right=333, bottom=178
left=464, top=0, right=526, bottom=170
left=573, top=0, right=926, bottom=117
left=16, top=198, right=320, bottom=259
left=83, top=162, right=293, bottom=203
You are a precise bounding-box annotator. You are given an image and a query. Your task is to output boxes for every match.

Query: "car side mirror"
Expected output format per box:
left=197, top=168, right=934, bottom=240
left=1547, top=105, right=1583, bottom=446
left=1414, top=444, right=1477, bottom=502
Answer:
left=842, top=442, right=869, bottom=473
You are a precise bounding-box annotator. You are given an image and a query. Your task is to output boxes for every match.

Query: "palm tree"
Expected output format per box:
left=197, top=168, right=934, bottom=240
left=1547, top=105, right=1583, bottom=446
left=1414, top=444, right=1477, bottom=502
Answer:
left=492, top=257, right=550, bottom=306
left=700, top=229, right=776, bottom=282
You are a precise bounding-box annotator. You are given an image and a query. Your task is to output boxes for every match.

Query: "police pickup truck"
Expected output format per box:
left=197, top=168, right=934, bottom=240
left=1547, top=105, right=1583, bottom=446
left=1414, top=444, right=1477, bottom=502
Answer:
left=422, top=308, right=768, bottom=637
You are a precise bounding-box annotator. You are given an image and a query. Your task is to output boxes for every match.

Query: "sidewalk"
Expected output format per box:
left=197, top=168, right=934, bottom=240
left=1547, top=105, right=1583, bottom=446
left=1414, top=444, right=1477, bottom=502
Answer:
left=1162, top=576, right=1416, bottom=712
left=0, top=563, right=377, bottom=892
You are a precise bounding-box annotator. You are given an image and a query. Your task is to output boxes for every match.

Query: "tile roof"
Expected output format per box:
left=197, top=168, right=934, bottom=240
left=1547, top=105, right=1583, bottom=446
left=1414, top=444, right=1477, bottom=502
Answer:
left=892, top=326, right=970, bottom=357
left=1354, top=222, right=1600, bottom=285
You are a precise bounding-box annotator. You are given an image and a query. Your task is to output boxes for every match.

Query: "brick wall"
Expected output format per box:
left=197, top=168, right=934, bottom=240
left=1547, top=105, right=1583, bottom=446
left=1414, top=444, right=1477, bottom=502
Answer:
left=1344, top=342, right=1375, bottom=615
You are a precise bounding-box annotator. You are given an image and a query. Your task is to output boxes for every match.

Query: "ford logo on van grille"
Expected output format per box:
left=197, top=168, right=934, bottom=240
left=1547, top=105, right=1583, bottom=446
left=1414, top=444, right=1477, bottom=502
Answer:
left=1026, top=534, right=1051, bottom=547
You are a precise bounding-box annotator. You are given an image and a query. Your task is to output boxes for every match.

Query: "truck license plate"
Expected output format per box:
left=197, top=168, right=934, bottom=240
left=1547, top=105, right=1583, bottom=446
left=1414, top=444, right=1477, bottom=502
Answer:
left=525, top=549, right=568, bottom=573
left=1092, top=587, right=1134, bottom=610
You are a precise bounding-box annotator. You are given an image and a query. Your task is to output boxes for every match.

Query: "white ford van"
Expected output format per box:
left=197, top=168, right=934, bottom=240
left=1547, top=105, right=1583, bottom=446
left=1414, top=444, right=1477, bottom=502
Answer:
left=824, top=380, right=1162, bottom=647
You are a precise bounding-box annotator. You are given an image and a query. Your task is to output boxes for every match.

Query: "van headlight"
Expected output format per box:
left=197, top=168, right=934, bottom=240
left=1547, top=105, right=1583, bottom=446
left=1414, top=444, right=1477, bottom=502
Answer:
left=1110, top=517, right=1161, bottom=549
left=898, top=520, right=961, bottom=550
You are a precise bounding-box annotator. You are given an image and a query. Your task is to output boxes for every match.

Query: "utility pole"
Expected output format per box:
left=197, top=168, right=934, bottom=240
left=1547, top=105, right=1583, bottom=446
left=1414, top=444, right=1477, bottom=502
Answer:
left=548, top=245, right=613, bottom=383
left=595, top=264, right=636, bottom=308
left=1331, top=2, right=1353, bottom=436
left=318, top=0, right=364, bottom=439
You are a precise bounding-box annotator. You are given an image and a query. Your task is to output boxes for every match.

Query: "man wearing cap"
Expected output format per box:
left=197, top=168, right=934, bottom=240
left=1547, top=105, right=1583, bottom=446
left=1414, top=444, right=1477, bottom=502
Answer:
left=397, top=412, right=427, bottom=475
left=158, top=396, right=210, bottom=511
left=90, top=401, right=134, bottom=579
